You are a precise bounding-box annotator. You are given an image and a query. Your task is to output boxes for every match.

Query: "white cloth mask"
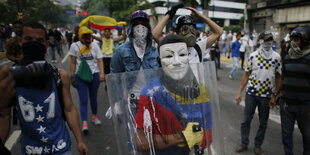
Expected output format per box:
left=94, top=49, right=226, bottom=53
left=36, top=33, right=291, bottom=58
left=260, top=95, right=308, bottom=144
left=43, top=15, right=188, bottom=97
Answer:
left=133, top=24, right=148, bottom=59
left=160, top=42, right=189, bottom=80
left=260, top=40, right=273, bottom=51
left=259, top=39, right=273, bottom=59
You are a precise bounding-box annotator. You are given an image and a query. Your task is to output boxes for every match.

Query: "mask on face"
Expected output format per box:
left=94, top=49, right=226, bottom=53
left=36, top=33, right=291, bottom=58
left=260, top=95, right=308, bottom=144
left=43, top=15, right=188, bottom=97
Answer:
left=160, top=42, right=189, bottom=80
left=133, top=24, right=148, bottom=59
left=159, top=42, right=199, bottom=99
left=259, top=39, right=273, bottom=59
left=20, top=41, right=47, bottom=66
left=178, top=25, right=196, bottom=47
left=260, top=40, right=273, bottom=51
left=133, top=24, right=148, bottom=41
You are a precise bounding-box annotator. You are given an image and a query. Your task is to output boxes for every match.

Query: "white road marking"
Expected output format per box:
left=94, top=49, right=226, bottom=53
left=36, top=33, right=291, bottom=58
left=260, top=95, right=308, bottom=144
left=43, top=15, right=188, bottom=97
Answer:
left=5, top=130, right=21, bottom=150
left=61, top=52, right=70, bottom=64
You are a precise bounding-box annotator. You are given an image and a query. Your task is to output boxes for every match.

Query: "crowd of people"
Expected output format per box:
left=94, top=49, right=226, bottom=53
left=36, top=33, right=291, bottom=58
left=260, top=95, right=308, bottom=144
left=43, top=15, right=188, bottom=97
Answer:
left=0, top=3, right=309, bottom=155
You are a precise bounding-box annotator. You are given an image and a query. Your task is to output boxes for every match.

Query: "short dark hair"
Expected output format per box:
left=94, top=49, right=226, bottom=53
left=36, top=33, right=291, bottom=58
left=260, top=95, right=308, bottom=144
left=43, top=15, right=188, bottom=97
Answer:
left=21, top=22, right=48, bottom=39
left=158, top=34, right=186, bottom=53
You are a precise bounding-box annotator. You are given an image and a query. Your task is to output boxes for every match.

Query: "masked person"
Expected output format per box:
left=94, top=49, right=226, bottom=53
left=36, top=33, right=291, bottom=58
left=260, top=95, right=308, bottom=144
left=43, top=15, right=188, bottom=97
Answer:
left=235, top=31, right=281, bottom=155
left=93, top=26, right=127, bottom=75
left=152, top=4, right=222, bottom=63
left=109, top=10, right=159, bottom=114
left=135, top=34, right=212, bottom=155
left=274, top=27, right=310, bottom=155
left=69, top=26, right=104, bottom=133
left=0, top=22, right=88, bottom=155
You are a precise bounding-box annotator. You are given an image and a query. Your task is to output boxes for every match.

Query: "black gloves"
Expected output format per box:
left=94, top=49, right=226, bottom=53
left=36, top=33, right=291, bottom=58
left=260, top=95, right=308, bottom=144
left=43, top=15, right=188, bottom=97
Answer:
left=165, top=3, right=184, bottom=19
left=70, top=75, right=78, bottom=89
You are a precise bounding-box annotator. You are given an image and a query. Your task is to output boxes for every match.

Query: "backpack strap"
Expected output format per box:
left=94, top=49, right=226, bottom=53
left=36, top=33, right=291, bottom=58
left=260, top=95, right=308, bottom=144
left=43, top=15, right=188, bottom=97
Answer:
left=194, top=44, right=202, bottom=62
left=50, top=65, right=67, bottom=122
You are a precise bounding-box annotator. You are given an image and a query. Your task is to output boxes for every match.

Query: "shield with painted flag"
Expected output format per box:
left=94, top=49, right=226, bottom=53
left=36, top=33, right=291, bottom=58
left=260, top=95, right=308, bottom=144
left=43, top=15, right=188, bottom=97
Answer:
left=106, top=62, right=224, bottom=155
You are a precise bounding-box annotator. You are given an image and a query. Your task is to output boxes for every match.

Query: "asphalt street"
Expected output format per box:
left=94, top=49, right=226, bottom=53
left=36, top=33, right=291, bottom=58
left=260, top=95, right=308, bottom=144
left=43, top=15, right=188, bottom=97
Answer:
left=6, top=48, right=303, bottom=155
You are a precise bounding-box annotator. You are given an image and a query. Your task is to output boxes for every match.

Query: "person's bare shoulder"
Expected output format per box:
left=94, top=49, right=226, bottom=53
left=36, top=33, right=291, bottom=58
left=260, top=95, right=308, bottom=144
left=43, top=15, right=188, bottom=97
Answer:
left=58, top=69, right=69, bottom=85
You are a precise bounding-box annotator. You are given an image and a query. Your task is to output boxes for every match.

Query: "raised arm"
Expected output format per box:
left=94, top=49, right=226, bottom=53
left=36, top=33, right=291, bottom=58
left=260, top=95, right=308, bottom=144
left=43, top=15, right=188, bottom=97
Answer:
left=113, top=26, right=127, bottom=43
left=92, top=34, right=102, bottom=43
left=186, top=7, right=223, bottom=49
left=152, top=15, right=170, bottom=43
left=153, top=3, right=184, bottom=43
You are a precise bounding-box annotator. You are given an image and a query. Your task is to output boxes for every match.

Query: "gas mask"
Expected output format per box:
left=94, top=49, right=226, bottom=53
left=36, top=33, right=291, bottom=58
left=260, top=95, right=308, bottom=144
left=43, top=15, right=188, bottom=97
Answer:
left=178, top=25, right=197, bottom=47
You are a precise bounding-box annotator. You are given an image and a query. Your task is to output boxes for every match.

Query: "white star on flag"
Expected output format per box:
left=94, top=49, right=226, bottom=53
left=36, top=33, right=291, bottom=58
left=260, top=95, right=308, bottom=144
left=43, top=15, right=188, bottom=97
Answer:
left=35, top=104, right=43, bottom=112
left=43, top=147, right=50, bottom=153
left=163, top=87, right=168, bottom=93
left=147, top=89, right=155, bottom=96
left=36, top=115, right=44, bottom=123
left=153, top=86, right=160, bottom=92
left=40, top=136, right=48, bottom=143
left=37, top=125, right=46, bottom=134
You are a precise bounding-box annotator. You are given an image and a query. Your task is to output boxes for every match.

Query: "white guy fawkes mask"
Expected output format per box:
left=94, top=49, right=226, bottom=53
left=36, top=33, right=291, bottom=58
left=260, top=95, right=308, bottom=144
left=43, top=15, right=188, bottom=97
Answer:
left=160, top=42, right=189, bottom=80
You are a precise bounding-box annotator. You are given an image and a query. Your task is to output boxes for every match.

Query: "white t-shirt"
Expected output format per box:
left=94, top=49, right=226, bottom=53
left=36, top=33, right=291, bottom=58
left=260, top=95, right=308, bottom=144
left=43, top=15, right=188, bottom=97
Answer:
left=93, top=32, right=101, bottom=49
left=249, top=39, right=254, bottom=47
left=239, top=37, right=248, bottom=52
left=69, top=41, right=103, bottom=74
left=245, top=50, right=281, bottom=97
left=188, top=37, right=208, bottom=63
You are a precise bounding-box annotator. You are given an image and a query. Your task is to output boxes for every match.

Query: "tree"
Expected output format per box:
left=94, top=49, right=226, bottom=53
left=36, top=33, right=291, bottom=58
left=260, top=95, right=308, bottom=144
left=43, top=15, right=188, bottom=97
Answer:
left=1, top=0, right=76, bottom=27
left=180, top=0, right=199, bottom=7
left=82, top=0, right=154, bottom=22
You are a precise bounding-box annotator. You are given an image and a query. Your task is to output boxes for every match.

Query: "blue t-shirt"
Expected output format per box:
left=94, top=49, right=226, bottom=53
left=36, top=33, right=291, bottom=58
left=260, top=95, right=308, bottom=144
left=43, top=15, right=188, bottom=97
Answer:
left=231, top=40, right=241, bottom=57
left=16, top=77, right=71, bottom=155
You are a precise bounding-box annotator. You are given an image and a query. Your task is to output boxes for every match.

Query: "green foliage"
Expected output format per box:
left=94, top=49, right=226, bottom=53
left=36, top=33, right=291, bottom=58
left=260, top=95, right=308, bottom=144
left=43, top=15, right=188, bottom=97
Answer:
left=180, top=0, right=199, bottom=7
left=1, top=0, right=77, bottom=27
left=82, top=0, right=155, bottom=22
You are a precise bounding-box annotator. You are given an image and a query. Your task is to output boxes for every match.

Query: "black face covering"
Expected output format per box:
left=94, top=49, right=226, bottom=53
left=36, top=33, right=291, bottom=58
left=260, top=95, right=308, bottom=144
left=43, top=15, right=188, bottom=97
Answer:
left=160, top=67, right=200, bottom=99
left=20, top=41, right=47, bottom=66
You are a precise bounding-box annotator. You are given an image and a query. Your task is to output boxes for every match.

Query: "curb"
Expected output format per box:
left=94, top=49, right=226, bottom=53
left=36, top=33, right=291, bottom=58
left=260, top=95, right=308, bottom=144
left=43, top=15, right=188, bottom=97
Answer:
left=0, top=53, right=6, bottom=59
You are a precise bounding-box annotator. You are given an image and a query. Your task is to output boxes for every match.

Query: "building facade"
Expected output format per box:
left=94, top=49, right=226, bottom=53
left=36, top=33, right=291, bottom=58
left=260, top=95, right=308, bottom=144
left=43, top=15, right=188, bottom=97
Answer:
left=144, top=0, right=246, bottom=32
left=247, top=0, right=310, bottom=42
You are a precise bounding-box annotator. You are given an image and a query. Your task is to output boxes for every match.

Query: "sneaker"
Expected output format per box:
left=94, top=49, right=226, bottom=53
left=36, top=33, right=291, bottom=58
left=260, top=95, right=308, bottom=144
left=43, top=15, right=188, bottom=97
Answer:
left=92, top=116, right=101, bottom=125
left=236, top=144, right=247, bottom=153
left=229, top=74, right=233, bottom=79
left=254, top=146, right=262, bottom=155
left=82, top=123, right=88, bottom=134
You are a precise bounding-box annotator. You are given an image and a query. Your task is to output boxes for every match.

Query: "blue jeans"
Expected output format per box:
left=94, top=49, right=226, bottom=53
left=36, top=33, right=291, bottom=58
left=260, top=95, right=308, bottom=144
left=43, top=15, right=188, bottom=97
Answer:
left=241, top=94, right=270, bottom=146
left=76, top=73, right=100, bottom=121
left=230, top=57, right=239, bottom=79
left=56, top=42, right=63, bottom=57
left=49, top=46, right=56, bottom=61
left=280, top=99, right=310, bottom=155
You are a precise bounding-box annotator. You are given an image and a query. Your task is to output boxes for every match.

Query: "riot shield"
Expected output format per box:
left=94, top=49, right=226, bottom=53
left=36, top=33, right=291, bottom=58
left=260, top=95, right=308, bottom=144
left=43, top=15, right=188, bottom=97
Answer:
left=106, top=62, right=224, bottom=155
